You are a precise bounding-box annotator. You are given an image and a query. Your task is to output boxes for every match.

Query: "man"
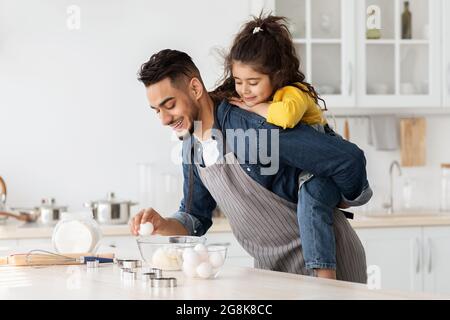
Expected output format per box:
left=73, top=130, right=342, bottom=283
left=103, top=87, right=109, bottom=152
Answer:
left=130, top=49, right=370, bottom=283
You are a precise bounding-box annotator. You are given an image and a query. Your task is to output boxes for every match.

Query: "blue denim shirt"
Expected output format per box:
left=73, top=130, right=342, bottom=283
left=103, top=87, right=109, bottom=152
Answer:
left=172, top=100, right=371, bottom=236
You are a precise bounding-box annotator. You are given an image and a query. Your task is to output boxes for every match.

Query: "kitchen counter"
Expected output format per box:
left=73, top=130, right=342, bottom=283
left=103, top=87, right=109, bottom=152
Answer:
left=2, top=213, right=450, bottom=240
left=0, top=263, right=445, bottom=300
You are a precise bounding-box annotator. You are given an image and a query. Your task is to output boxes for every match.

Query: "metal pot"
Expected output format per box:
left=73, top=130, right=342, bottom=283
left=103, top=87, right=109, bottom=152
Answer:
left=37, top=198, right=67, bottom=225
left=85, top=192, right=137, bottom=225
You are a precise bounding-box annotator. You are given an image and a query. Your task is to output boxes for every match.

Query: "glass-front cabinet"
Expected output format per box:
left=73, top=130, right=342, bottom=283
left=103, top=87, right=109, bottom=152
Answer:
left=251, top=0, right=443, bottom=109
left=356, top=0, right=441, bottom=107
left=258, top=0, right=356, bottom=108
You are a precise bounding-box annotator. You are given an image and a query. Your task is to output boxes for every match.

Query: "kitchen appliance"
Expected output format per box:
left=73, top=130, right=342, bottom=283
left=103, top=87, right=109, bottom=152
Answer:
left=85, top=192, right=137, bottom=225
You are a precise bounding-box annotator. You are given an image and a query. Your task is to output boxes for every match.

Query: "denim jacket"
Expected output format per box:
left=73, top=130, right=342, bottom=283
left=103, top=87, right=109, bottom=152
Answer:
left=171, top=100, right=372, bottom=236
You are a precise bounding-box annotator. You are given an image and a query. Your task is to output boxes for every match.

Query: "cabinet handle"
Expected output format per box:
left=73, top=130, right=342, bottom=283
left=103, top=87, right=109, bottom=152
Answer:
left=414, top=238, right=420, bottom=273
left=447, top=63, right=450, bottom=95
left=347, top=62, right=353, bottom=96
left=427, top=238, right=432, bottom=274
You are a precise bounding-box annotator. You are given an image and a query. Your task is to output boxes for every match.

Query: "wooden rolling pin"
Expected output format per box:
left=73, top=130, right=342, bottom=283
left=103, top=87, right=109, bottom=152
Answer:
left=0, top=252, right=115, bottom=266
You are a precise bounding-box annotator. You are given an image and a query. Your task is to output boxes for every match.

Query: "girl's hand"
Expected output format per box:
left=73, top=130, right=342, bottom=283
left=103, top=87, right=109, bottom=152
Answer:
left=229, top=98, right=269, bottom=119
left=229, top=97, right=251, bottom=110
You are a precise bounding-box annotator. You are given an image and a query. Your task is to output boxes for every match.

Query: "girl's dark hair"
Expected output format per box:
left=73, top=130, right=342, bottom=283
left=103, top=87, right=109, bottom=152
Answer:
left=211, top=13, right=326, bottom=110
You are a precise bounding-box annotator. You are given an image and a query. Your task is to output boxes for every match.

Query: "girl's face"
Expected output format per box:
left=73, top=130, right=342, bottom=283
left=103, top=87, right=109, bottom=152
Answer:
left=232, top=61, right=273, bottom=107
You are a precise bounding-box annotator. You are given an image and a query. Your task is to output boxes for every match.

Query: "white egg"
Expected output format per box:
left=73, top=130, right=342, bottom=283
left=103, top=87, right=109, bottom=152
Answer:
left=196, top=262, right=213, bottom=279
left=194, top=244, right=209, bottom=262
left=194, top=243, right=207, bottom=253
left=182, top=248, right=201, bottom=266
left=138, top=222, right=154, bottom=236
left=209, top=252, right=225, bottom=268
left=182, top=261, right=198, bottom=278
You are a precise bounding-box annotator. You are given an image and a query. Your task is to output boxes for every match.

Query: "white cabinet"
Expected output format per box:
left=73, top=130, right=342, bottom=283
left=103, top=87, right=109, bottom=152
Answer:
left=356, top=0, right=442, bottom=108
left=260, top=0, right=356, bottom=107
left=423, top=227, right=450, bottom=294
left=443, top=0, right=450, bottom=107
left=356, top=225, right=450, bottom=295
left=356, top=227, right=423, bottom=292
left=254, top=0, right=446, bottom=109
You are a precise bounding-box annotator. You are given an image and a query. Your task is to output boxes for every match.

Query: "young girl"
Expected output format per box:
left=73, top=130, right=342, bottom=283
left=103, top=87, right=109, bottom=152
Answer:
left=212, top=14, right=371, bottom=279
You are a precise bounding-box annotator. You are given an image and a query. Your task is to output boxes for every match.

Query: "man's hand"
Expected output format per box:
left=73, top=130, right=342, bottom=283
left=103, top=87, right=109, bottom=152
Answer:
left=129, top=208, right=167, bottom=236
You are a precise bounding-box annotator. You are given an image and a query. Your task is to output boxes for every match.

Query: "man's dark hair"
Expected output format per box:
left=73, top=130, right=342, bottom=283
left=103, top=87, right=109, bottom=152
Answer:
left=138, top=49, right=202, bottom=88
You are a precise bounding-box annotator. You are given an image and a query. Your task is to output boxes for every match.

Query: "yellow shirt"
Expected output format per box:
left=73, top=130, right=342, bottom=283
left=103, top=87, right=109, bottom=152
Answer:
left=267, top=83, right=326, bottom=129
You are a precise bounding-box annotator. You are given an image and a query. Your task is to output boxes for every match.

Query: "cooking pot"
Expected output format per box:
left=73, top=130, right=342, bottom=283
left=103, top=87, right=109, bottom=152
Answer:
left=85, top=192, right=137, bottom=225
left=37, top=198, right=67, bottom=225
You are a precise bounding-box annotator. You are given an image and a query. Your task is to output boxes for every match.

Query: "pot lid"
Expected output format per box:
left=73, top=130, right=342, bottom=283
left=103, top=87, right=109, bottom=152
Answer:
left=93, top=192, right=133, bottom=205
left=39, top=198, right=67, bottom=210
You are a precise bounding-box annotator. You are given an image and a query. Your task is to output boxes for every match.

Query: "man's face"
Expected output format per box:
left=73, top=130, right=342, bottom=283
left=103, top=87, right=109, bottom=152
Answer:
left=147, top=77, right=199, bottom=139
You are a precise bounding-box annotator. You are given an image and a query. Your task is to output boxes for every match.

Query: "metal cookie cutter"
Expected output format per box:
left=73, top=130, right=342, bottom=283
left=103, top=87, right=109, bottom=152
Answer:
left=150, top=277, right=177, bottom=288
left=117, top=259, right=142, bottom=269
left=141, top=267, right=163, bottom=278
left=141, top=272, right=158, bottom=282
left=120, top=268, right=137, bottom=280
left=86, top=260, right=99, bottom=268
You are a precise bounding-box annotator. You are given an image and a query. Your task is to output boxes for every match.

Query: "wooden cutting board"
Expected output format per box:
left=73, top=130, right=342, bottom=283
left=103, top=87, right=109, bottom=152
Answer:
left=400, top=118, right=426, bottom=167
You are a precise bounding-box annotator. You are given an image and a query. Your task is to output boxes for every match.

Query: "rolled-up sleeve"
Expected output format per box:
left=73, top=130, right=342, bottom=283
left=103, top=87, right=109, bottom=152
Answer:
left=170, top=210, right=205, bottom=236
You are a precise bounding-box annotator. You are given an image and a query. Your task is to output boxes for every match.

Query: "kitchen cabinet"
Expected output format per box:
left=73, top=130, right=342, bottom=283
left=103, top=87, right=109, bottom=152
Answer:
left=444, top=0, right=450, bottom=107
left=356, top=0, right=441, bottom=108
left=423, top=227, right=450, bottom=294
left=356, top=227, right=423, bottom=292
left=259, top=0, right=356, bottom=108
left=254, top=0, right=444, bottom=109
left=356, top=225, right=450, bottom=295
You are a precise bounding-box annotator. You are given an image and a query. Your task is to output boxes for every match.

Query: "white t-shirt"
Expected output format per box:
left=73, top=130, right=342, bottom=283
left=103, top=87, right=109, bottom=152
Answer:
left=195, top=137, right=220, bottom=167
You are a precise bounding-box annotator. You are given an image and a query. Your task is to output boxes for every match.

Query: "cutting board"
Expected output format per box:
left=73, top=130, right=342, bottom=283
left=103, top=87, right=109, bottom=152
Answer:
left=400, top=118, right=426, bottom=167
left=0, top=252, right=114, bottom=266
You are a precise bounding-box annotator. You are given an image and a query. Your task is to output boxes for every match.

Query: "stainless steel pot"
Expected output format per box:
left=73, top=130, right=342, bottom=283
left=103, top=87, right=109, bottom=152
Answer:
left=85, top=192, right=137, bottom=225
left=37, top=198, right=67, bottom=225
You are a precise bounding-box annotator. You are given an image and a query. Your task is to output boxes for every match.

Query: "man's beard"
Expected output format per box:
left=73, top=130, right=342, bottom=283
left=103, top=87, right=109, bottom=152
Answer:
left=176, top=104, right=198, bottom=141
left=176, top=123, right=195, bottom=141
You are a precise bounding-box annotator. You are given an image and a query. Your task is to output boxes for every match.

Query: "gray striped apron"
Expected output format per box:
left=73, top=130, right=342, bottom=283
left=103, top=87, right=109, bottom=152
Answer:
left=196, top=152, right=367, bottom=283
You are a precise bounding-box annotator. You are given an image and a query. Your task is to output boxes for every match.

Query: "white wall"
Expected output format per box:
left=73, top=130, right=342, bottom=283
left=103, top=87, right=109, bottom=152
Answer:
left=1, top=0, right=449, bottom=217
left=0, top=0, right=251, bottom=215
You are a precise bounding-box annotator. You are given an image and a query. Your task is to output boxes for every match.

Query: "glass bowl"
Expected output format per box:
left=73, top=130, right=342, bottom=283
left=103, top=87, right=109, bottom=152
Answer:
left=136, top=235, right=206, bottom=271
left=181, top=244, right=228, bottom=279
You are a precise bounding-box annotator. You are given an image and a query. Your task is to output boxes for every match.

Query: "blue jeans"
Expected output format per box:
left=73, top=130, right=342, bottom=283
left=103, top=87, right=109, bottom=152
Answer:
left=298, top=176, right=341, bottom=270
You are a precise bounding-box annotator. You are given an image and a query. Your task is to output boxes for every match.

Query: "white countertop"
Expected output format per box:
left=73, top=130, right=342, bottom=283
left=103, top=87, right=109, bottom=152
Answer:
left=0, top=263, right=445, bottom=300
left=2, top=213, right=450, bottom=240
